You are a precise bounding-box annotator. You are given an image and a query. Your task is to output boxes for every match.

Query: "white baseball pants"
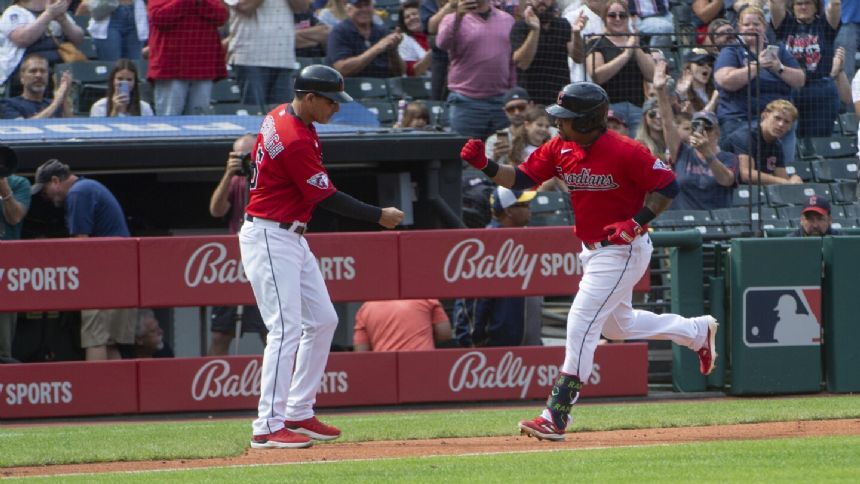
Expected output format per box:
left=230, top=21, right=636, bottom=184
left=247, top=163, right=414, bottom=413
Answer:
left=562, top=234, right=709, bottom=381
left=239, top=218, right=339, bottom=436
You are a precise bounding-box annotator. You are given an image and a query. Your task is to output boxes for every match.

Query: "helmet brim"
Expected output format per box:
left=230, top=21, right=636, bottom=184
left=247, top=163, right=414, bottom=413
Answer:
left=316, top=90, right=353, bottom=104
left=546, top=104, right=578, bottom=119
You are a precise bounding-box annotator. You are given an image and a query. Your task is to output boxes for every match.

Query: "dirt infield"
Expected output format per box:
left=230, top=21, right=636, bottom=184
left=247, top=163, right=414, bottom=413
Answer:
left=3, top=419, right=859, bottom=478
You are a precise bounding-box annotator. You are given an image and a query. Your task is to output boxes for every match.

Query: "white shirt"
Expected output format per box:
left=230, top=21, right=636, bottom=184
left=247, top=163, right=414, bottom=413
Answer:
left=228, top=0, right=296, bottom=69
left=87, top=0, right=148, bottom=41
left=89, top=97, right=154, bottom=117
left=562, top=4, right=603, bottom=83
left=0, top=7, right=71, bottom=84
left=398, top=34, right=428, bottom=73
left=853, top=70, right=860, bottom=158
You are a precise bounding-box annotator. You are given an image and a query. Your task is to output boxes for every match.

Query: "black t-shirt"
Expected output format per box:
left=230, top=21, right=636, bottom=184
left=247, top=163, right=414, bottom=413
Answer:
left=510, top=17, right=572, bottom=106
left=0, top=96, right=53, bottom=119
left=294, top=10, right=326, bottom=58
left=586, top=36, right=645, bottom=106
left=725, top=126, right=784, bottom=175
left=774, top=13, right=837, bottom=80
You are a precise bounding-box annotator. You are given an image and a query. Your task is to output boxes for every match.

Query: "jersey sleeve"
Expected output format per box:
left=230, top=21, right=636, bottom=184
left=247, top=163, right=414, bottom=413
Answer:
left=279, top=139, right=337, bottom=205
left=629, top=142, right=675, bottom=192
left=517, top=139, right=560, bottom=186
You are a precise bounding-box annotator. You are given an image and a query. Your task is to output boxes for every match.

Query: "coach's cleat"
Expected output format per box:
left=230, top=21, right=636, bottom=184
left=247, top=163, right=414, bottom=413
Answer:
left=518, top=416, right=565, bottom=442
left=250, top=428, right=313, bottom=449
left=285, top=416, right=342, bottom=441
left=697, top=316, right=719, bottom=376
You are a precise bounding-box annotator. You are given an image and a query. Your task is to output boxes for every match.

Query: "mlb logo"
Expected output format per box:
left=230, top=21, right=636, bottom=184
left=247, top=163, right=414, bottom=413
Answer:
left=743, top=287, right=821, bottom=347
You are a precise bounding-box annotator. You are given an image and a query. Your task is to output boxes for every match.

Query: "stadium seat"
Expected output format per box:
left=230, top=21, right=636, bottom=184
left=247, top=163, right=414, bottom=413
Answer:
left=528, top=192, right=573, bottom=226
left=344, top=77, right=389, bottom=100
left=777, top=205, right=804, bottom=221
left=811, top=159, right=858, bottom=183
left=210, top=103, right=264, bottom=115
left=386, top=77, right=433, bottom=100
left=211, top=79, right=242, bottom=103
left=360, top=100, right=397, bottom=125
left=839, top=112, right=858, bottom=136
left=761, top=219, right=791, bottom=230
left=655, top=209, right=713, bottom=228
left=72, top=14, right=90, bottom=31
left=79, top=38, right=98, bottom=60
left=841, top=203, right=860, bottom=219
left=296, top=57, right=325, bottom=70
left=55, top=61, right=112, bottom=84
left=803, top=136, right=857, bottom=160
left=711, top=206, right=779, bottom=223
left=829, top=181, right=858, bottom=204
left=765, top=183, right=830, bottom=207
left=731, top=185, right=768, bottom=207
left=784, top=160, right=813, bottom=182
left=424, top=100, right=449, bottom=128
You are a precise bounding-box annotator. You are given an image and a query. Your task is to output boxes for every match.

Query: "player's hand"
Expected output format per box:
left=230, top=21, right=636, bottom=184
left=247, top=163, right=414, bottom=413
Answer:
left=604, top=219, right=644, bottom=245
left=460, top=139, right=488, bottom=170
left=379, top=207, right=405, bottom=229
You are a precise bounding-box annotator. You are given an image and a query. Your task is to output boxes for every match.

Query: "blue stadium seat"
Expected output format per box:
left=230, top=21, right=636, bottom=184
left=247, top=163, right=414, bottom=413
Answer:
left=386, top=77, right=433, bottom=100
left=344, top=77, right=389, bottom=100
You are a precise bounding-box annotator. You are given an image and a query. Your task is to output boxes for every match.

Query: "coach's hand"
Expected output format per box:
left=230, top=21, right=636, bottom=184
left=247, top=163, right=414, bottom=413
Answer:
left=460, top=139, right=488, bottom=170
left=379, top=207, right=405, bottom=229
left=604, top=219, right=644, bottom=245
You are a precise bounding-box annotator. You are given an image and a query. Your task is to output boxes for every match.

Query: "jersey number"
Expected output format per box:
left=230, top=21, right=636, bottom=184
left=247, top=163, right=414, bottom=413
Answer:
left=248, top=145, right=263, bottom=190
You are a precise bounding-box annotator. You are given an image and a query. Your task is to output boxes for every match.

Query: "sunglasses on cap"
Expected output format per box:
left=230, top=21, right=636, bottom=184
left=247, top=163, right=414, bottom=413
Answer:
left=607, top=11, right=629, bottom=19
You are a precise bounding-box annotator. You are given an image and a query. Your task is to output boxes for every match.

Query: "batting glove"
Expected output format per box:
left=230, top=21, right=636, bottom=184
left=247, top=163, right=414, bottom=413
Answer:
left=603, top=219, right=644, bottom=245
left=460, top=139, right=488, bottom=170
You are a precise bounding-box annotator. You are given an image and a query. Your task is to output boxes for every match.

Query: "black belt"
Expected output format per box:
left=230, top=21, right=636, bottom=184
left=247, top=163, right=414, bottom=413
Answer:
left=245, top=214, right=306, bottom=235
left=583, top=240, right=612, bottom=250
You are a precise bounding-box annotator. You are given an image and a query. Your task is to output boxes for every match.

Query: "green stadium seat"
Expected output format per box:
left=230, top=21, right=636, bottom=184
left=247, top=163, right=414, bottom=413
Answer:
left=839, top=112, right=858, bottom=136
left=732, top=185, right=768, bottom=207
left=829, top=181, right=858, bottom=204
left=528, top=192, right=573, bottom=226
left=811, top=159, right=859, bottom=183
left=785, top=160, right=813, bottom=182
left=344, top=77, right=389, bottom=100
left=386, top=77, right=433, bottom=100
left=765, top=183, right=830, bottom=207
left=360, top=100, right=397, bottom=125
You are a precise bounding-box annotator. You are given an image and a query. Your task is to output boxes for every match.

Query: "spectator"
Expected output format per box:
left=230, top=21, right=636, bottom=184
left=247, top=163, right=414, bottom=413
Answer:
left=395, top=100, right=431, bottom=128
left=0, top=54, right=72, bottom=118
left=317, top=0, right=383, bottom=27
left=675, top=48, right=718, bottom=113
left=607, top=108, right=629, bottom=136
left=511, top=0, right=575, bottom=106
left=628, top=0, right=674, bottom=52
left=790, top=195, right=840, bottom=236
left=563, top=0, right=604, bottom=83
left=295, top=2, right=330, bottom=58
left=0, top=146, right=30, bottom=363
left=635, top=98, right=666, bottom=158
left=89, top=58, right=153, bottom=116
left=586, top=0, right=656, bottom=135
left=693, top=0, right=727, bottom=44
left=484, top=87, right=533, bottom=164
left=421, top=0, right=453, bottom=99
left=398, top=0, right=432, bottom=77
left=436, top=0, right=516, bottom=138
left=121, top=309, right=175, bottom=358
left=76, top=0, right=148, bottom=61
left=0, top=0, right=85, bottom=96
left=353, top=299, right=452, bottom=351
left=724, top=98, right=803, bottom=185
left=771, top=0, right=841, bottom=139
left=147, top=0, right=228, bottom=115
left=454, top=186, right=543, bottom=347
left=227, top=0, right=300, bottom=110
left=509, top=104, right=551, bottom=165
left=655, top=64, right=738, bottom=210
left=834, top=0, right=857, bottom=78
left=707, top=18, right=737, bottom=53
left=326, top=0, right=405, bottom=78
left=30, top=159, right=137, bottom=361
left=713, top=6, right=804, bottom=162
left=208, top=134, right=268, bottom=355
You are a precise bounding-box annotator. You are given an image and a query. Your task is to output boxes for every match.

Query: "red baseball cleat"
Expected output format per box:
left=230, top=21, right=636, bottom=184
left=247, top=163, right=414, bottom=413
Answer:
left=250, top=427, right=313, bottom=449
left=285, top=416, right=342, bottom=441
left=698, top=316, right=719, bottom=376
left=518, top=416, right=565, bottom=442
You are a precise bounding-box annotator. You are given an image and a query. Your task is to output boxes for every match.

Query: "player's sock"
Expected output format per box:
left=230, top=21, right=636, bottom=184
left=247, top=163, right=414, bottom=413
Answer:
left=544, top=373, right=581, bottom=430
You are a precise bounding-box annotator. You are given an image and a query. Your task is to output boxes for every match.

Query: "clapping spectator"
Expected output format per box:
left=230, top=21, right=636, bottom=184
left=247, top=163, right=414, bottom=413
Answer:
left=0, top=54, right=72, bottom=118
left=771, top=0, right=841, bottom=139
left=326, top=0, right=405, bottom=78
left=0, top=0, right=84, bottom=96
left=586, top=0, right=656, bottom=135
left=227, top=0, right=301, bottom=110
left=511, top=0, right=575, bottom=106
left=89, top=58, right=153, bottom=116
left=437, top=0, right=516, bottom=138
left=147, top=0, right=228, bottom=115
left=676, top=48, right=718, bottom=113
left=563, top=0, right=604, bottom=83
left=654, top=62, right=738, bottom=210
left=398, top=0, right=432, bottom=77
left=76, top=0, right=148, bottom=61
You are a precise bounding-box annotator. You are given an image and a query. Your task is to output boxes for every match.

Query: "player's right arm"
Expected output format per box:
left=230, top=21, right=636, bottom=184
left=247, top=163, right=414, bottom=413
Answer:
left=459, top=138, right=544, bottom=190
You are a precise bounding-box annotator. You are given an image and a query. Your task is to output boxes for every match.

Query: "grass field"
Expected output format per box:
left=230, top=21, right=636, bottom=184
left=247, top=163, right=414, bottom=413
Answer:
left=2, top=395, right=860, bottom=481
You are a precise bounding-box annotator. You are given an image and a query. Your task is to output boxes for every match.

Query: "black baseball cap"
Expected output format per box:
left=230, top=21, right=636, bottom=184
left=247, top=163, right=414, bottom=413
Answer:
left=684, top=48, right=715, bottom=64
left=30, top=159, right=71, bottom=195
left=802, top=195, right=831, bottom=217
left=502, top=87, right=530, bottom=105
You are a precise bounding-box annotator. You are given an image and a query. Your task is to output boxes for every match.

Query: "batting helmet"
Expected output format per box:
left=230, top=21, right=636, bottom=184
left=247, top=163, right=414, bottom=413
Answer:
left=294, top=65, right=353, bottom=103
left=546, top=82, right=609, bottom=133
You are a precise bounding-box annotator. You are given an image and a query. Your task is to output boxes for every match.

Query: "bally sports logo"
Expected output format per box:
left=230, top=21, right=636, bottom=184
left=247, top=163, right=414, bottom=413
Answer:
left=191, top=359, right=348, bottom=401
left=444, top=238, right=581, bottom=290
left=448, top=351, right=599, bottom=399
left=0, top=266, right=80, bottom=292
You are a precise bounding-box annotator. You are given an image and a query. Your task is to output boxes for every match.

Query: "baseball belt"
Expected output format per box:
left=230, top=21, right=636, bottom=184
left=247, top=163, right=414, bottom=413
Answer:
left=245, top=214, right=306, bottom=235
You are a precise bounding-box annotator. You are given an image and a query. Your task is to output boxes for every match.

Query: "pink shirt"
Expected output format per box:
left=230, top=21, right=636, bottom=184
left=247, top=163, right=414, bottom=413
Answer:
left=436, top=9, right=516, bottom=98
left=353, top=299, right=449, bottom=351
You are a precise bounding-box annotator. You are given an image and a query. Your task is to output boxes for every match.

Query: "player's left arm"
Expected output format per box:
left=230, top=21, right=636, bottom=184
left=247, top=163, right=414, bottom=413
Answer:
left=460, top=138, right=556, bottom=190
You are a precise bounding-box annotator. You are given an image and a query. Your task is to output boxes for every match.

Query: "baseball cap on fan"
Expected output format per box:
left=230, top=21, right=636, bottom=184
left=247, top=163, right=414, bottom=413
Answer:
left=801, top=195, right=831, bottom=217
left=30, top=159, right=71, bottom=195
left=491, top=186, right=536, bottom=215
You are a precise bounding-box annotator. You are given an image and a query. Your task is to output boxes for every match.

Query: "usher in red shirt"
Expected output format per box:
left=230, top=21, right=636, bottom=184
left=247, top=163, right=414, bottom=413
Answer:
left=518, top=130, right=676, bottom=243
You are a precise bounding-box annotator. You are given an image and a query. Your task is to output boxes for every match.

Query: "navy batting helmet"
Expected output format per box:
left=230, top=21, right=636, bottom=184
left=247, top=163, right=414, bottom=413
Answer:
left=294, top=65, right=353, bottom=103
left=546, top=82, right=609, bottom=133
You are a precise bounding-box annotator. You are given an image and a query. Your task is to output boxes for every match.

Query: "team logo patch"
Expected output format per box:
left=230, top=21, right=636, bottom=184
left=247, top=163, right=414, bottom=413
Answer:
left=743, top=286, right=821, bottom=347
left=652, top=159, right=672, bottom=171
left=307, top=172, right=330, bottom=190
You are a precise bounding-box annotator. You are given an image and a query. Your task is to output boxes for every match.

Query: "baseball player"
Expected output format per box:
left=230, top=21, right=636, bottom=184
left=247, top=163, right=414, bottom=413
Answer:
left=460, top=82, right=719, bottom=442
left=240, top=65, right=404, bottom=449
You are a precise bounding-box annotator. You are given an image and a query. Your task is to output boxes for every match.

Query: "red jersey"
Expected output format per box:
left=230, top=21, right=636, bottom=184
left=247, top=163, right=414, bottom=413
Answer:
left=519, top=130, right=676, bottom=243
left=245, top=105, right=337, bottom=224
